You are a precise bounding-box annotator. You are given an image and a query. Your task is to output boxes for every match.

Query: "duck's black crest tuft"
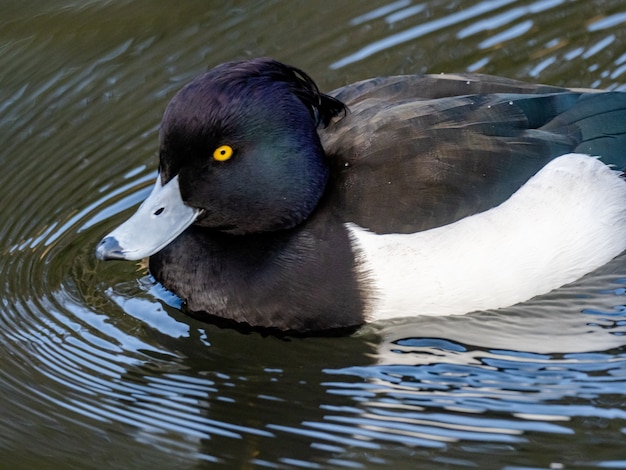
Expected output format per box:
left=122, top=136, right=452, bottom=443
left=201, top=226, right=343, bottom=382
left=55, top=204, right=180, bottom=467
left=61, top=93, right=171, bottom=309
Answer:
left=214, top=58, right=347, bottom=127
left=283, top=62, right=348, bottom=127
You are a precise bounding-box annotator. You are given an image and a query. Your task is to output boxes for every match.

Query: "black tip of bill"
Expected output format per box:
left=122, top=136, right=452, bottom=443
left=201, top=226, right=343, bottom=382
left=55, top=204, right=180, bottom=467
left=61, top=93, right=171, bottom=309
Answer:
left=95, top=236, right=126, bottom=261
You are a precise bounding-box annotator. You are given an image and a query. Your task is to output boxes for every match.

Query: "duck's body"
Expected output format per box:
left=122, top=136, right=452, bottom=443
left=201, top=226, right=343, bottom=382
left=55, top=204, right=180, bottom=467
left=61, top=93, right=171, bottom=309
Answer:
left=96, top=58, right=626, bottom=333
left=351, top=154, right=626, bottom=319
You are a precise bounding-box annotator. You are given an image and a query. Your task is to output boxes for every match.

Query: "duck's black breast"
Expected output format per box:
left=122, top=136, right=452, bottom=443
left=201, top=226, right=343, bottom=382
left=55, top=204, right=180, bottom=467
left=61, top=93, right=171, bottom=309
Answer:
left=319, top=73, right=626, bottom=234
left=149, top=209, right=368, bottom=333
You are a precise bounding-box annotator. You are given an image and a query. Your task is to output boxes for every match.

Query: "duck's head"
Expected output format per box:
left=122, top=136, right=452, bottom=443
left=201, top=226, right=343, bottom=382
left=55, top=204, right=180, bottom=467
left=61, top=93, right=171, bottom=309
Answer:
left=96, top=58, right=346, bottom=261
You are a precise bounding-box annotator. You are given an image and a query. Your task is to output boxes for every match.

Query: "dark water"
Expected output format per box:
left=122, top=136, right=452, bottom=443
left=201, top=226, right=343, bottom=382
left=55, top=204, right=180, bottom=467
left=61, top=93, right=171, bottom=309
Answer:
left=3, top=1, right=626, bottom=468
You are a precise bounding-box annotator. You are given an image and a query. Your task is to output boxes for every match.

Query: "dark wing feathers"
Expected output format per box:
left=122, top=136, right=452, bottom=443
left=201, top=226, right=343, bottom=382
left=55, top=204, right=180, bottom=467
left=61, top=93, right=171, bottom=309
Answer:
left=541, top=93, right=626, bottom=165
left=331, top=73, right=576, bottom=105
left=319, top=74, right=626, bottom=234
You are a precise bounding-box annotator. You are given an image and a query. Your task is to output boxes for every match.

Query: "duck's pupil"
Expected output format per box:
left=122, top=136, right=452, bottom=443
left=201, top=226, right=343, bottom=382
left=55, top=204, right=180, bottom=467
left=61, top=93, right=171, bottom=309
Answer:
left=154, top=207, right=164, bottom=216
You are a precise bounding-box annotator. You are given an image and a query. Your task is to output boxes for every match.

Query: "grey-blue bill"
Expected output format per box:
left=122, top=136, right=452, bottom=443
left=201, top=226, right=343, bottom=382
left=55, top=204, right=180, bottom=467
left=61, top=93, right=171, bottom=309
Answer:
left=96, top=174, right=201, bottom=261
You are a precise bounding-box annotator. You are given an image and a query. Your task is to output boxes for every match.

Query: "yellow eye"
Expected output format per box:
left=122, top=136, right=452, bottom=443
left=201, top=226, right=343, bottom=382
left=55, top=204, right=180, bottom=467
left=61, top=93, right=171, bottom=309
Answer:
left=213, top=145, right=233, bottom=162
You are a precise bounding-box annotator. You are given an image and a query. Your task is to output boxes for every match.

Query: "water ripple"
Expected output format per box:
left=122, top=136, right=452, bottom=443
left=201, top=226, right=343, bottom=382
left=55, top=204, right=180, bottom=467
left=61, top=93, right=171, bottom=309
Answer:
left=331, top=0, right=516, bottom=69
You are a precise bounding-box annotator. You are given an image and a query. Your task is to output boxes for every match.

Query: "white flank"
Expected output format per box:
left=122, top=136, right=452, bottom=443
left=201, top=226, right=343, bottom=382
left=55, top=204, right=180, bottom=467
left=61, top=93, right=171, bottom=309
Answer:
left=347, top=153, right=626, bottom=321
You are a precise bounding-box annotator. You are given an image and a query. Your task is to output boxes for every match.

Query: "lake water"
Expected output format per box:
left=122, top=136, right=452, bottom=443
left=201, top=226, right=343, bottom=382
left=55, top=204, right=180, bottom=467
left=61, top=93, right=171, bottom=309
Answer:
left=2, top=1, right=626, bottom=468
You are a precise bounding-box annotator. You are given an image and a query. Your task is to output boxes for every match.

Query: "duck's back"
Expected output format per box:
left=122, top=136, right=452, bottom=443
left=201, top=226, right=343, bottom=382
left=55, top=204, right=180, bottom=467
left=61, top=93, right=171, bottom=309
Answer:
left=320, top=74, right=626, bottom=233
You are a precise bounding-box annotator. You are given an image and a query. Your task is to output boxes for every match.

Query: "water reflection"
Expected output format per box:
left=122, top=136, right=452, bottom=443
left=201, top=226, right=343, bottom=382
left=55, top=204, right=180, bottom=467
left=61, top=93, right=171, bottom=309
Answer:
left=331, top=0, right=517, bottom=69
